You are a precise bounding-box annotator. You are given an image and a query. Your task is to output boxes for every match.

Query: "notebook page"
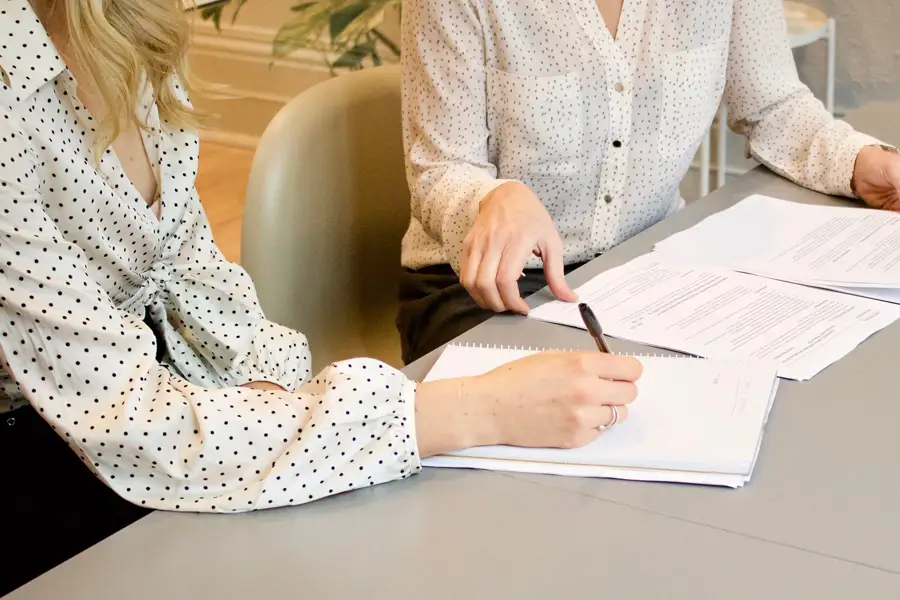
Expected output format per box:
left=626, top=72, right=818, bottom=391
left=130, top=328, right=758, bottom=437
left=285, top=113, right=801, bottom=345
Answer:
left=425, top=376, right=780, bottom=488
left=527, top=253, right=900, bottom=380
left=423, top=346, right=778, bottom=475
left=424, top=345, right=536, bottom=380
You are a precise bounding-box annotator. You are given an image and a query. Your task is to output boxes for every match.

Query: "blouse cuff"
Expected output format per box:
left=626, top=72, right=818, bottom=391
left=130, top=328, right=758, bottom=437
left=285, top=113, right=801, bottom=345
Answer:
left=397, top=378, right=423, bottom=475
left=834, top=131, right=893, bottom=198
left=230, top=320, right=313, bottom=393
left=304, top=358, right=422, bottom=480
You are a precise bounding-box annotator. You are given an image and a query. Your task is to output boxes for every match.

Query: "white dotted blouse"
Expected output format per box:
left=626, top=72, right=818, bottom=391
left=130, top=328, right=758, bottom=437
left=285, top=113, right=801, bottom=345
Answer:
left=0, top=0, right=419, bottom=512
left=400, top=0, right=885, bottom=273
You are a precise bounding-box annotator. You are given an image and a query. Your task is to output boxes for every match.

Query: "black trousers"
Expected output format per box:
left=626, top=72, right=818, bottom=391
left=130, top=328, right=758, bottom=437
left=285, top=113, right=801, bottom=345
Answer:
left=396, top=262, right=588, bottom=364
left=0, top=406, right=151, bottom=596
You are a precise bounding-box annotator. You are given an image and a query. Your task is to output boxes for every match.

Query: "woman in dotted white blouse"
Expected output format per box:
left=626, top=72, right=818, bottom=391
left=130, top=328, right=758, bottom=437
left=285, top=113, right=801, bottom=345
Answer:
left=397, top=0, right=900, bottom=363
left=0, top=0, right=644, bottom=593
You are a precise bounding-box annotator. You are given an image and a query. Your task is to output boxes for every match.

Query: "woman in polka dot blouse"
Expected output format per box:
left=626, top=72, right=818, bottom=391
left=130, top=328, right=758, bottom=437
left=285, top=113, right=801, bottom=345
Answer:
left=0, top=0, right=643, bottom=593
left=397, top=0, right=900, bottom=364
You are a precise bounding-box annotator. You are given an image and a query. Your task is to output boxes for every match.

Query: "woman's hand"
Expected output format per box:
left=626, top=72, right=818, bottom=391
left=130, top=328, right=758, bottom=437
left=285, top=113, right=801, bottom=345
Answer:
left=852, top=146, right=900, bottom=211
left=460, top=182, right=577, bottom=314
left=415, top=352, right=642, bottom=457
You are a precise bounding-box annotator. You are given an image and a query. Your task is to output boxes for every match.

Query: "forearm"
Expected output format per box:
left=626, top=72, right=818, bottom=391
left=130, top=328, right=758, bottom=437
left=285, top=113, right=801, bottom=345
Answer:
left=414, top=377, right=499, bottom=457
left=243, top=373, right=497, bottom=460
left=402, top=0, right=518, bottom=270
left=726, top=0, right=885, bottom=197
left=737, top=93, right=883, bottom=197
left=238, top=371, right=499, bottom=461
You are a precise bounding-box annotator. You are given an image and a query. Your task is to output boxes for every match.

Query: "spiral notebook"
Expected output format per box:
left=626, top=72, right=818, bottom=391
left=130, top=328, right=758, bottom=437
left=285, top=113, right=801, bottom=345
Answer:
left=422, top=344, right=780, bottom=488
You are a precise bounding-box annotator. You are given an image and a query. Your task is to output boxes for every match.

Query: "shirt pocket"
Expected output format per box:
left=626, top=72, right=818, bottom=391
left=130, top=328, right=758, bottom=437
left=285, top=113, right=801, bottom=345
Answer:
left=657, top=37, right=729, bottom=161
left=486, top=68, right=583, bottom=179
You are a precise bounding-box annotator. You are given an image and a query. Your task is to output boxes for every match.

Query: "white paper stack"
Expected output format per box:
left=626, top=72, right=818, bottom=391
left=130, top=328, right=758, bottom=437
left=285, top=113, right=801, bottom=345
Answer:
left=422, top=345, right=780, bottom=488
left=653, top=194, right=900, bottom=303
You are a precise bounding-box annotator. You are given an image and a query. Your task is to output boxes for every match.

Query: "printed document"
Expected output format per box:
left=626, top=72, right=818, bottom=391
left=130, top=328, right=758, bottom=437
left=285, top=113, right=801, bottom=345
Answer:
left=528, top=254, right=900, bottom=380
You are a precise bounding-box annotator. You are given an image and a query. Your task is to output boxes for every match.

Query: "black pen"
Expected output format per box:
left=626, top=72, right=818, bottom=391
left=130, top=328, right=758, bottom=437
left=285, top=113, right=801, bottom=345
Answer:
left=578, top=303, right=611, bottom=353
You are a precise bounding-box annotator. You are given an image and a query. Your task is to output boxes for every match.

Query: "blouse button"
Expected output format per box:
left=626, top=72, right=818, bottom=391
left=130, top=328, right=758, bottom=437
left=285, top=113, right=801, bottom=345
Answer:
left=614, top=82, right=625, bottom=93
left=612, top=140, right=622, bottom=148
left=604, top=194, right=613, bottom=204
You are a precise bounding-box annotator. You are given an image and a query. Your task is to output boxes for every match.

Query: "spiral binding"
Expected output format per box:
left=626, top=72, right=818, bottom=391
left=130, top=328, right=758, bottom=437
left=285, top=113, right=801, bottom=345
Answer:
left=449, top=342, right=696, bottom=359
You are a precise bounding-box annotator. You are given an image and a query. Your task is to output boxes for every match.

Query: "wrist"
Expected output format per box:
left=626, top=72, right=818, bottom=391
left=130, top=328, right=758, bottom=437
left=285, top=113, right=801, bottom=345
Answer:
left=478, top=181, right=528, bottom=212
left=413, top=377, right=500, bottom=457
left=852, top=145, right=898, bottom=196
left=458, top=375, right=502, bottom=447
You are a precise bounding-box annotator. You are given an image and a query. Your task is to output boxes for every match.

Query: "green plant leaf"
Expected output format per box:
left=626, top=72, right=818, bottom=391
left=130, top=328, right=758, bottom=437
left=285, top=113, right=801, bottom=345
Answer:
left=371, top=28, right=400, bottom=57
left=336, top=4, right=386, bottom=46
left=232, top=0, right=404, bottom=70
left=200, top=5, right=227, bottom=29
left=331, top=39, right=375, bottom=69
left=329, top=4, right=368, bottom=43
left=272, top=4, right=334, bottom=57
left=231, top=0, right=250, bottom=22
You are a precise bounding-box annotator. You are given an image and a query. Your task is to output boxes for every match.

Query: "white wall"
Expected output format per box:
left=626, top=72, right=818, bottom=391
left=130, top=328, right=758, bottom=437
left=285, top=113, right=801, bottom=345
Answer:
left=794, top=0, right=900, bottom=110
left=220, top=0, right=296, bottom=27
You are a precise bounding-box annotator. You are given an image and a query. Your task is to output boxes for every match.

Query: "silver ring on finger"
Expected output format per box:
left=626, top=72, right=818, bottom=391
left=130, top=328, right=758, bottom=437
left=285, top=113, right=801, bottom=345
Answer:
left=594, top=405, right=619, bottom=432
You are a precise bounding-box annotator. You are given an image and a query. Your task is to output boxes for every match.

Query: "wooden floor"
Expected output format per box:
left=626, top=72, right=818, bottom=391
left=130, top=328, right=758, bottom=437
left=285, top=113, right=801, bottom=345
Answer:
left=196, top=141, right=255, bottom=264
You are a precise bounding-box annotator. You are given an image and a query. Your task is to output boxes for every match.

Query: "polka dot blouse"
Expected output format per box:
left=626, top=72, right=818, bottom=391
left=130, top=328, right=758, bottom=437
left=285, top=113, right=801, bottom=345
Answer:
left=400, top=0, right=885, bottom=273
left=0, top=0, right=420, bottom=512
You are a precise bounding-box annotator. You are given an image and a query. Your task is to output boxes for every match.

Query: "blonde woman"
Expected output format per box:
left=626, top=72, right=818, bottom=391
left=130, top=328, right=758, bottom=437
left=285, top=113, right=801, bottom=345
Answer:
left=0, top=0, right=643, bottom=593
left=397, top=0, right=900, bottom=363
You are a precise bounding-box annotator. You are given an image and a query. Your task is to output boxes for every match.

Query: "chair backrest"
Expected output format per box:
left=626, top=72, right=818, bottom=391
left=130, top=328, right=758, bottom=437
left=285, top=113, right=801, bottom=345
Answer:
left=241, top=65, right=409, bottom=372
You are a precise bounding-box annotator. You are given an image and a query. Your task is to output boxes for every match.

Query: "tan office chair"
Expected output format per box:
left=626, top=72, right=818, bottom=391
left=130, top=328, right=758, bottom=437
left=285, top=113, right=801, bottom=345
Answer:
left=241, top=66, right=409, bottom=372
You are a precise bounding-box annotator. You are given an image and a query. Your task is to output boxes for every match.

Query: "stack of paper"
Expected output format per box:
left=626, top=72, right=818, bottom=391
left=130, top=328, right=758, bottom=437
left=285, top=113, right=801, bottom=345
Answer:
left=653, top=194, right=900, bottom=303
left=422, top=345, right=780, bottom=488
left=528, top=253, right=900, bottom=380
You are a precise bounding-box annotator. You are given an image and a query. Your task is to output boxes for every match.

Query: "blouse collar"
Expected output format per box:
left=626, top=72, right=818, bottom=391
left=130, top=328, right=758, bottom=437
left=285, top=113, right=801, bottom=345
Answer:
left=0, top=0, right=67, bottom=100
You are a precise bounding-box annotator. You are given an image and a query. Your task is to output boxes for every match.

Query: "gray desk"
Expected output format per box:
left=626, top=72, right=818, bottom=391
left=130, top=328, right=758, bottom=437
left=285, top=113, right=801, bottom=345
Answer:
left=9, top=103, right=900, bottom=600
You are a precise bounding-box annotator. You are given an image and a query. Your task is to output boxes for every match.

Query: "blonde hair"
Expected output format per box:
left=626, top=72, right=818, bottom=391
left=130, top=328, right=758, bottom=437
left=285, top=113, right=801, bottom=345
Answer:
left=60, top=0, right=199, bottom=155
